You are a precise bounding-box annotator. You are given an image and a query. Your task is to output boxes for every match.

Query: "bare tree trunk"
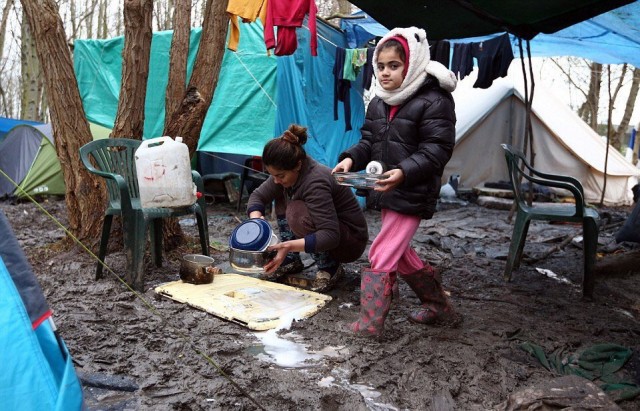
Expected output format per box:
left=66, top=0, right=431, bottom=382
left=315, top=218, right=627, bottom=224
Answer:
left=578, top=62, right=601, bottom=129
left=98, top=0, right=107, bottom=38
left=601, top=66, right=613, bottom=206
left=164, top=0, right=230, bottom=157
left=116, top=2, right=123, bottom=36
left=39, top=84, right=48, bottom=121
left=159, top=0, right=228, bottom=249
left=154, top=2, right=162, bottom=30
left=337, top=0, right=351, bottom=16
left=0, top=0, right=14, bottom=55
left=164, top=0, right=190, bottom=125
left=111, top=0, right=153, bottom=138
left=0, top=0, right=15, bottom=118
left=0, top=85, right=10, bottom=116
left=70, top=0, right=78, bottom=39
left=165, top=0, right=174, bottom=29
left=84, top=0, right=94, bottom=38
left=20, top=0, right=106, bottom=248
left=613, top=67, right=640, bottom=150
left=20, top=11, right=45, bottom=121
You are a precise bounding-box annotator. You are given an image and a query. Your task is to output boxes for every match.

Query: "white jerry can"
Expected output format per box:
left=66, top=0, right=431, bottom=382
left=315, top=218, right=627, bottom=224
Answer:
left=135, top=136, right=197, bottom=208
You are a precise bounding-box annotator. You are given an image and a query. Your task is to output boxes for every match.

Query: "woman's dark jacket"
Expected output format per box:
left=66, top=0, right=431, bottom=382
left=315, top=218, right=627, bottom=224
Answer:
left=339, top=76, right=456, bottom=219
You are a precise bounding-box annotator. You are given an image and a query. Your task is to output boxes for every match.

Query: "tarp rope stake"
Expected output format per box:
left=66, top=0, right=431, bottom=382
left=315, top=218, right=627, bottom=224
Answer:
left=0, top=167, right=267, bottom=411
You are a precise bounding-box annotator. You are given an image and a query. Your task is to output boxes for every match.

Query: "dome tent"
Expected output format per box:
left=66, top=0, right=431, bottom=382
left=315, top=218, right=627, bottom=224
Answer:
left=0, top=116, right=43, bottom=144
left=0, top=122, right=111, bottom=199
left=0, top=124, right=63, bottom=198
left=0, top=211, right=84, bottom=409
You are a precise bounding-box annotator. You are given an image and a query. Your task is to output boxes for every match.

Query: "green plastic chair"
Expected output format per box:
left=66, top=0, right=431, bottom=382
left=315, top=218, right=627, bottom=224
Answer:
left=79, top=138, right=209, bottom=291
left=501, top=144, right=599, bottom=299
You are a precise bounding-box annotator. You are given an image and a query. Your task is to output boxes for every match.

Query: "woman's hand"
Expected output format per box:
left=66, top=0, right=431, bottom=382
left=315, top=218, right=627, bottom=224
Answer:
left=263, top=241, right=292, bottom=274
left=262, top=238, right=305, bottom=273
left=249, top=211, right=264, bottom=219
left=375, top=168, right=404, bottom=192
left=332, top=157, right=353, bottom=173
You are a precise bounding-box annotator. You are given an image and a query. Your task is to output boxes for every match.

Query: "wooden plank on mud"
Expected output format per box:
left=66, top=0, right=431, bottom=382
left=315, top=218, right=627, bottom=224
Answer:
left=477, top=195, right=513, bottom=210
left=473, top=186, right=514, bottom=198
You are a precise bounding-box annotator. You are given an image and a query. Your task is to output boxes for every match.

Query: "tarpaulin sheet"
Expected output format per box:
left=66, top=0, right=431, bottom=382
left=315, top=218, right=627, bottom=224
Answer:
left=74, top=22, right=277, bottom=156
left=74, top=19, right=365, bottom=168
left=274, top=19, right=365, bottom=166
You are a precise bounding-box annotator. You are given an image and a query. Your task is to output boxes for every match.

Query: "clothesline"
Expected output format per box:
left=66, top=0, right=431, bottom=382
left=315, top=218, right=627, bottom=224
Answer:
left=301, top=23, right=367, bottom=100
left=302, top=24, right=339, bottom=49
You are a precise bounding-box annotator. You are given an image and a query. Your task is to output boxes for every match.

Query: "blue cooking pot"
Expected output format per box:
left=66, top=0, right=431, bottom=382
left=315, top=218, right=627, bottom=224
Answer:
left=229, top=218, right=275, bottom=252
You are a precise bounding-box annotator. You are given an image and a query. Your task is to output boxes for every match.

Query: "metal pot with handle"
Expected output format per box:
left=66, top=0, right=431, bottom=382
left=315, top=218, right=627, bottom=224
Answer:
left=180, top=254, right=217, bottom=284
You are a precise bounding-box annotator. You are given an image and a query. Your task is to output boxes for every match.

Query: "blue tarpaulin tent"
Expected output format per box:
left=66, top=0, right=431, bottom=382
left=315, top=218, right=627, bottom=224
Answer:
left=510, top=1, right=640, bottom=67
left=0, top=211, right=84, bottom=410
left=74, top=22, right=276, bottom=157
left=341, top=2, right=640, bottom=67
left=73, top=18, right=363, bottom=168
left=274, top=19, right=365, bottom=166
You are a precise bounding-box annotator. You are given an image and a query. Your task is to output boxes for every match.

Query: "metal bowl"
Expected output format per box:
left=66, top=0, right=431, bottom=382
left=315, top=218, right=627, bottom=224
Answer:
left=228, top=233, right=279, bottom=273
left=229, top=247, right=276, bottom=273
left=333, top=172, right=389, bottom=189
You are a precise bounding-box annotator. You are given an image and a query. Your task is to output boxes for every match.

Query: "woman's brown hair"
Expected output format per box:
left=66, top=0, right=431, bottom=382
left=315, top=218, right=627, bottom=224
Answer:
left=262, top=124, right=308, bottom=170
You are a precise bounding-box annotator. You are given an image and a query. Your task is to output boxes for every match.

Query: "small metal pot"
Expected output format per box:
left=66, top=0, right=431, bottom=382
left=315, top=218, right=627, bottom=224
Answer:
left=180, top=254, right=216, bottom=284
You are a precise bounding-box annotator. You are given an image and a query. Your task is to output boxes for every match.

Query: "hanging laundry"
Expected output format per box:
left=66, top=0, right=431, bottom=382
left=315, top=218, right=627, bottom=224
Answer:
left=264, top=0, right=318, bottom=56
left=333, top=47, right=352, bottom=131
left=451, top=43, right=473, bottom=80
left=343, top=48, right=368, bottom=81
left=362, top=47, right=375, bottom=90
left=471, top=33, right=513, bottom=88
left=429, top=40, right=451, bottom=68
left=227, top=0, right=268, bottom=52
left=333, top=46, right=374, bottom=131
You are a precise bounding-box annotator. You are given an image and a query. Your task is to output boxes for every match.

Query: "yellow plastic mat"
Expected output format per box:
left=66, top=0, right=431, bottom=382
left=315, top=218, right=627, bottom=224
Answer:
left=154, top=274, right=332, bottom=330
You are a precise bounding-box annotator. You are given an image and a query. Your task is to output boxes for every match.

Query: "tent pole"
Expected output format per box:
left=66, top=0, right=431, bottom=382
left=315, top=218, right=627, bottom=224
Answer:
left=516, top=38, right=536, bottom=208
left=601, top=66, right=613, bottom=206
left=526, top=40, right=536, bottom=166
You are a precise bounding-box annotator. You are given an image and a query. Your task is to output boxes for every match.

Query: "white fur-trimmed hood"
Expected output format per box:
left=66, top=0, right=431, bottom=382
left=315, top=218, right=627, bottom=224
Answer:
left=374, top=27, right=456, bottom=106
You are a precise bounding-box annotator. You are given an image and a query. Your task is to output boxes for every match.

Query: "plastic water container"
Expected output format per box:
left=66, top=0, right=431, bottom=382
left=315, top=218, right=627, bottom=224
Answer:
left=135, top=136, right=197, bottom=208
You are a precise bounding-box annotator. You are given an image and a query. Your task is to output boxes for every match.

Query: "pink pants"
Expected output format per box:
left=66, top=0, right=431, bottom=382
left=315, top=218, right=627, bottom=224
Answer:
left=369, top=209, right=425, bottom=274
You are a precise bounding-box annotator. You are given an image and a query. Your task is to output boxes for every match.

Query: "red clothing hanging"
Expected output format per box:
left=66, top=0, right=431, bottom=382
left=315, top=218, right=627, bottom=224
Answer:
left=264, top=0, right=318, bottom=56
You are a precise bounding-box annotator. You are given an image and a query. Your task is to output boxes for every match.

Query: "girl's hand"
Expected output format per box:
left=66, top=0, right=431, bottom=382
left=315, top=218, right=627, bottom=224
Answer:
left=375, top=168, right=404, bottom=192
left=249, top=211, right=264, bottom=219
left=263, top=241, right=292, bottom=273
left=332, top=158, right=353, bottom=173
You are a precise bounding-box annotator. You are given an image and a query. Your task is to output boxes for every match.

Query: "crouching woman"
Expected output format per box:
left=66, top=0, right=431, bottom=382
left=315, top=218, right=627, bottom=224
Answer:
left=247, top=124, right=368, bottom=292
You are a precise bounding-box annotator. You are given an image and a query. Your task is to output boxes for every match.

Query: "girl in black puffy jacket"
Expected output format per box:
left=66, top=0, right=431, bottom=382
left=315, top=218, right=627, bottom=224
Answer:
left=333, top=26, right=460, bottom=337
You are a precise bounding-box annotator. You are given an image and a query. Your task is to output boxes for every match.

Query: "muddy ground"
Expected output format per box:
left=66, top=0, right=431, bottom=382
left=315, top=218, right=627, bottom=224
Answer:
left=2, top=196, right=640, bottom=410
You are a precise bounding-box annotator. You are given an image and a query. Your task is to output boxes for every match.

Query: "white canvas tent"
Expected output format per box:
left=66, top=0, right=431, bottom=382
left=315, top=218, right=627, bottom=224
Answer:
left=445, top=67, right=640, bottom=206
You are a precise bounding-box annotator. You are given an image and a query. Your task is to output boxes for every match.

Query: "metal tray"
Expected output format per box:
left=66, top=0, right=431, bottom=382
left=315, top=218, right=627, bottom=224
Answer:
left=333, top=172, right=389, bottom=189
